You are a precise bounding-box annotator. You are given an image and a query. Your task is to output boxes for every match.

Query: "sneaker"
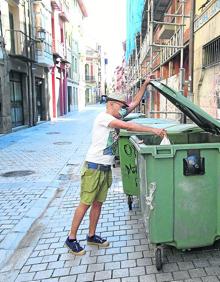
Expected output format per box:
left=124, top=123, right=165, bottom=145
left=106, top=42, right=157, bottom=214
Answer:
left=65, top=237, right=86, bottom=255
left=86, top=234, right=110, bottom=248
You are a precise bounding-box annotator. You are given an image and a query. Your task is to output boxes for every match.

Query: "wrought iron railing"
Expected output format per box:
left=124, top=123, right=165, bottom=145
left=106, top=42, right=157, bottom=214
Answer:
left=5, top=29, right=36, bottom=61
left=85, top=75, right=96, bottom=82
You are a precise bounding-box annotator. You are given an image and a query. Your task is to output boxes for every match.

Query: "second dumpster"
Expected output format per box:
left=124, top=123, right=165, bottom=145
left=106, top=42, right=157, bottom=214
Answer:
left=130, top=81, right=220, bottom=270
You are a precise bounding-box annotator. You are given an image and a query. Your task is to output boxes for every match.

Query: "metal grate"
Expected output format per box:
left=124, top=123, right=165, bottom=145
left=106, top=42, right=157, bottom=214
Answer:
left=203, top=36, right=220, bottom=68
left=1, top=170, right=35, bottom=177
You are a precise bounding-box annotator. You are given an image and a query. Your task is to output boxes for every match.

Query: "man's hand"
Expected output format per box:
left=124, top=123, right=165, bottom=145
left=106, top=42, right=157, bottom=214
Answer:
left=152, top=128, right=167, bottom=138
left=142, top=76, right=151, bottom=87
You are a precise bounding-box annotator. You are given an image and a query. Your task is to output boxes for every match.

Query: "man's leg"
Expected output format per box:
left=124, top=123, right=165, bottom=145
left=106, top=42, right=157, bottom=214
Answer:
left=88, top=200, right=102, bottom=237
left=87, top=200, right=109, bottom=247
left=69, top=202, right=90, bottom=239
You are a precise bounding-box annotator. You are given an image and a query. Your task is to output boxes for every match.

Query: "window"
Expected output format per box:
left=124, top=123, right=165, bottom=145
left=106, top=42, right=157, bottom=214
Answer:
left=75, top=58, right=77, bottom=73
left=203, top=36, right=220, bottom=68
left=85, top=64, right=89, bottom=80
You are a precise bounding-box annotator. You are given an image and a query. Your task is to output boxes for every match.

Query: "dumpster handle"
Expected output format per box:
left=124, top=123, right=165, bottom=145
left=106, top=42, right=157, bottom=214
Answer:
left=153, top=146, right=174, bottom=158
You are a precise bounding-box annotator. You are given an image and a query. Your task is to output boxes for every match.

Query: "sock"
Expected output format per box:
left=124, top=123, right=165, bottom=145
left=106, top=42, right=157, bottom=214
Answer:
left=68, top=236, right=76, bottom=242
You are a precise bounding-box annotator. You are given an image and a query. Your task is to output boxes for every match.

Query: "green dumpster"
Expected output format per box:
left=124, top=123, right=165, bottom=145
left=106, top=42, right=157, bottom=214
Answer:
left=114, top=113, right=146, bottom=166
left=129, top=81, right=220, bottom=270
left=119, top=118, right=179, bottom=210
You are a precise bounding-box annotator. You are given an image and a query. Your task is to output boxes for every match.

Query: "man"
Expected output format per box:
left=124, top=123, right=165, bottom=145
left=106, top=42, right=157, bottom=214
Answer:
left=65, top=78, right=167, bottom=255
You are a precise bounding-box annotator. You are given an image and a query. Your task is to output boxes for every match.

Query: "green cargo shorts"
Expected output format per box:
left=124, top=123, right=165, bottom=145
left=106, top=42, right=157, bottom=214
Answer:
left=80, top=163, right=113, bottom=205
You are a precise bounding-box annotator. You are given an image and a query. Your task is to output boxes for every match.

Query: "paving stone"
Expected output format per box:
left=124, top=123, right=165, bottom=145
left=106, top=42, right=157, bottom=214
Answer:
left=105, top=261, right=121, bottom=270
left=193, top=259, right=210, bottom=268
left=129, top=266, right=146, bottom=276
left=25, top=256, right=43, bottom=265
left=30, top=263, right=48, bottom=272
left=97, top=254, right=112, bottom=263
left=59, top=276, right=77, bottom=282
left=189, top=268, right=207, bottom=278
left=156, top=272, right=173, bottom=282
left=70, top=264, right=87, bottom=275
left=41, top=278, right=59, bottom=282
left=113, top=268, right=129, bottom=278
left=48, top=260, right=65, bottom=269
left=19, top=265, right=31, bottom=274
left=77, top=272, right=95, bottom=282
left=185, top=279, right=202, bottom=282
left=34, top=270, right=53, bottom=280
left=137, top=257, right=152, bottom=266
left=173, top=270, right=190, bottom=280
left=121, top=259, right=136, bottom=268
left=146, top=265, right=159, bottom=274
left=201, top=276, right=220, bottom=282
left=87, top=263, right=104, bottom=272
left=105, top=247, right=121, bottom=255
left=139, top=274, right=156, bottom=282
left=178, top=261, right=194, bottom=270
left=52, top=267, right=70, bottom=277
left=121, top=277, right=139, bottom=282
left=15, top=272, right=35, bottom=282
left=205, top=266, right=220, bottom=275
left=112, top=253, right=128, bottom=262
left=41, top=254, right=60, bottom=263
left=128, top=251, right=143, bottom=260
left=95, top=270, right=112, bottom=280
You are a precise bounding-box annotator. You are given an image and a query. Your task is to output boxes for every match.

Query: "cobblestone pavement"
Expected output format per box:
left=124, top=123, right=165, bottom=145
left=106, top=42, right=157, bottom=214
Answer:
left=1, top=105, right=220, bottom=282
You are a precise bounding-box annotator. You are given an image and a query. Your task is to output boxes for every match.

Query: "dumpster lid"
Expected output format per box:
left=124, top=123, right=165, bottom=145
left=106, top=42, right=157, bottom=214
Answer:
left=150, top=81, right=220, bottom=135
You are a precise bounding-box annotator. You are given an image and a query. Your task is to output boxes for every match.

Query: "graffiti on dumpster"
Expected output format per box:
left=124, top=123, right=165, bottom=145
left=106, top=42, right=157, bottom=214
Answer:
left=125, top=164, right=137, bottom=175
left=123, top=143, right=138, bottom=187
left=124, top=144, right=137, bottom=157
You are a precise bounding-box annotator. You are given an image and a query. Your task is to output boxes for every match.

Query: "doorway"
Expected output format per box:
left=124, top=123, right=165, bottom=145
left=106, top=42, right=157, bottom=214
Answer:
left=10, top=72, right=24, bottom=127
left=35, top=78, right=43, bottom=121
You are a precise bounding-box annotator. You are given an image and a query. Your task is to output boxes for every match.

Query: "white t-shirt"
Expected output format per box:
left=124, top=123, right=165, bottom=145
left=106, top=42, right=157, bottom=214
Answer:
left=85, top=112, right=118, bottom=165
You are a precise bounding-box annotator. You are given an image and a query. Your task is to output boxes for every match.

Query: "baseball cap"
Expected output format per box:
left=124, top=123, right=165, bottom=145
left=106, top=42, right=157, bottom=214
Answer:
left=106, top=93, right=129, bottom=107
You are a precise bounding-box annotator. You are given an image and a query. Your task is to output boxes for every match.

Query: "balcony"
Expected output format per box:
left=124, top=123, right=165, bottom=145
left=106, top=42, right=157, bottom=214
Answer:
left=35, top=41, right=53, bottom=67
left=139, top=33, right=150, bottom=64
left=52, top=39, right=65, bottom=58
left=6, top=30, right=36, bottom=62
left=59, top=0, right=70, bottom=22
left=158, top=24, right=175, bottom=40
left=85, top=75, right=96, bottom=82
left=66, top=47, right=72, bottom=63
left=160, top=28, right=182, bottom=64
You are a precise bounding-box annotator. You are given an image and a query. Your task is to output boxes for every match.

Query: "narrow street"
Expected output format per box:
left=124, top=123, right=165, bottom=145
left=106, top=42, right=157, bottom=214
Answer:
left=0, top=105, right=219, bottom=282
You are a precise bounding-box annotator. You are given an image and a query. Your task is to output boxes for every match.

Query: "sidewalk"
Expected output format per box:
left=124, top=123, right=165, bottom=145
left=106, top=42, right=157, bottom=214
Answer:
left=0, top=106, right=101, bottom=270
left=1, top=105, right=220, bottom=282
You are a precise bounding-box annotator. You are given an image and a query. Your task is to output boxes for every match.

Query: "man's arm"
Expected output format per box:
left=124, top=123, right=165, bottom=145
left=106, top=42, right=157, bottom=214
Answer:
left=109, top=119, right=167, bottom=138
left=126, top=77, right=150, bottom=114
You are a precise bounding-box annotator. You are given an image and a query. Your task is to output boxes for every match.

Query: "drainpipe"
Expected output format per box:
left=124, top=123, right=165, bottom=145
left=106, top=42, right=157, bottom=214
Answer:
left=28, top=0, right=36, bottom=125
left=23, top=0, right=32, bottom=126
left=188, top=0, right=195, bottom=103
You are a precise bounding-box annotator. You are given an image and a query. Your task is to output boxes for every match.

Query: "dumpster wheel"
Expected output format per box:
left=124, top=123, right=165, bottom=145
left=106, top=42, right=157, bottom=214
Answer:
left=155, top=247, right=163, bottom=271
left=127, top=195, right=133, bottom=210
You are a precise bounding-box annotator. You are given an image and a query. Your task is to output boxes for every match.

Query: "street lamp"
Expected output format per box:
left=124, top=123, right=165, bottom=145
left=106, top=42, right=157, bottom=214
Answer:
left=37, top=28, right=46, bottom=42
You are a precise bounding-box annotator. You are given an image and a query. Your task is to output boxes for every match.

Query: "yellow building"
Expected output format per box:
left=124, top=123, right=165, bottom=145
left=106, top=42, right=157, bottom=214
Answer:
left=194, top=0, right=220, bottom=118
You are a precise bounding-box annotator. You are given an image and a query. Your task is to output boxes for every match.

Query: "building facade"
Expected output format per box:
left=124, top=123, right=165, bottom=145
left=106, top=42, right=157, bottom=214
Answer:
left=0, top=0, right=39, bottom=133
left=193, top=0, right=220, bottom=118
left=126, top=0, right=192, bottom=120
left=66, top=0, right=87, bottom=112
left=84, top=44, right=102, bottom=105
left=0, top=0, right=88, bottom=134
